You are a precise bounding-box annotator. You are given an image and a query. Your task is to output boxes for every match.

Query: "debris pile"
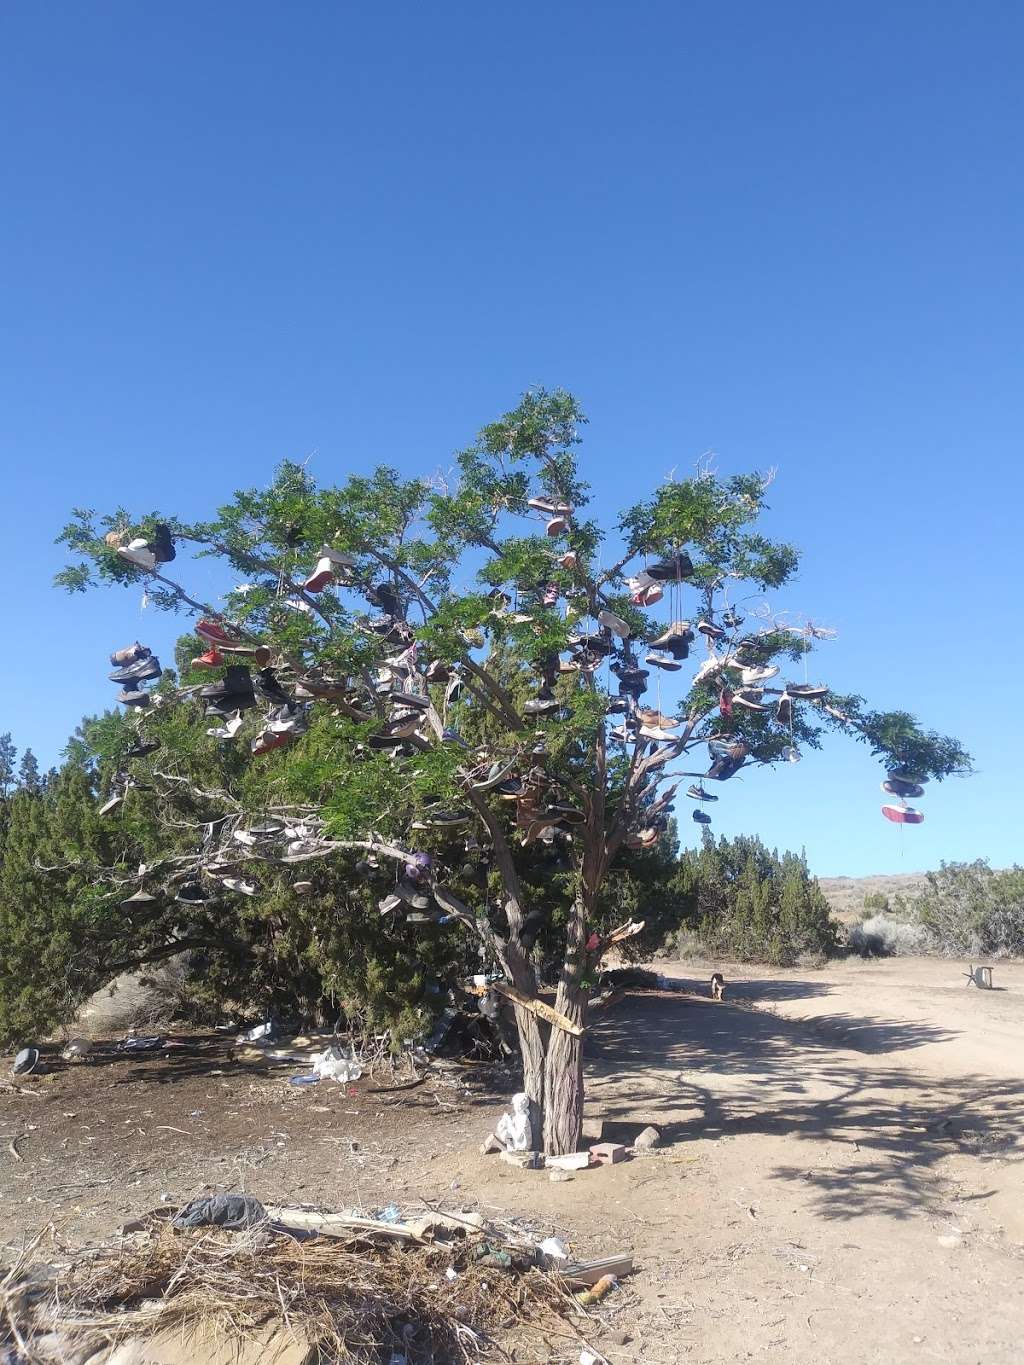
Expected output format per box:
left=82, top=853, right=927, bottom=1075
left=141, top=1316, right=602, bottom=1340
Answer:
left=0, top=1201, right=634, bottom=1365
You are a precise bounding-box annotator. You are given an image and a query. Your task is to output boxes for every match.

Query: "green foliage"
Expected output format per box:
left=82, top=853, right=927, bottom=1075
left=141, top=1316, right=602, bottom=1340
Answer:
left=910, top=861, right=1024, bottom=958
left=681, top=833, right=839, bottom=965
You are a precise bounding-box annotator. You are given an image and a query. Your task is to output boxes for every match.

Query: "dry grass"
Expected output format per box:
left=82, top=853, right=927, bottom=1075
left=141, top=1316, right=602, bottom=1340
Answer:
left=2, top=1216, right=602, bottom=1365
left=817, top=872, right=930, bottom=925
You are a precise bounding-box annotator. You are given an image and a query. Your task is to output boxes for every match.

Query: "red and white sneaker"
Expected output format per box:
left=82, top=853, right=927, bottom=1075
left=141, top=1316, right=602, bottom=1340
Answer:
left=881, top=803, right=924, bottom=825
left=191, top=648, right=224, bottom=668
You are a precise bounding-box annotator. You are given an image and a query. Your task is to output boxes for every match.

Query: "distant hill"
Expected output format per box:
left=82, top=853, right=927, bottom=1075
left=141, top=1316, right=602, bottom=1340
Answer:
left=817, top=872, right=931, bottom=925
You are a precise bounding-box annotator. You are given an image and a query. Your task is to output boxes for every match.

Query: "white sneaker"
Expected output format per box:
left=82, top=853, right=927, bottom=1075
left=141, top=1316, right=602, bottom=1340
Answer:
left=740, top=665, right=779, bottom=685
left=639, top=724, right=678, bottom=742
left=693, top=654, right=724, bottom=685
left=221, top=878, right=257, bottom=896
left=598, top=609, right=630, bottom=639
left=117, top=539, right=157, bottom=571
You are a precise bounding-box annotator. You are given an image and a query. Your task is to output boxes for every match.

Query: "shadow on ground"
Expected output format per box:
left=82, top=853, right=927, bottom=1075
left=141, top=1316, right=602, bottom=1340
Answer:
left=587, top=992, right=1024, bottom=1223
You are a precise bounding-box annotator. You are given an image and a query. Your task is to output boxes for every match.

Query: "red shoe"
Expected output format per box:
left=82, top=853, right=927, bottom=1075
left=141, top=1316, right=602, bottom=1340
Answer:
left=881, top=804, right=924, bottom=825
left=192, top=648, right=223, bottom=668
left=196, top=618, right=237, bottom=646
left=251, top=730, right=290, bottom=757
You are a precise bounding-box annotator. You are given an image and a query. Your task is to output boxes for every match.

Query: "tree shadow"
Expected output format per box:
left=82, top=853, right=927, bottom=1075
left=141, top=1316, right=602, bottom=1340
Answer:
left=584, top=992, right=1022, bottom=1222
left=660, top=977, right=835, bottom=1003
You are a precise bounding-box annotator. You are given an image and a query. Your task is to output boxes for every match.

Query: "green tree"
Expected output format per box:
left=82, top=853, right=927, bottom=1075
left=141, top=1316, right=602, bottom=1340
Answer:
left=53, top=389, right=968, bottom=1153
left=17, top=748, right=42, bottom=793
left=0, top=734, right=16, bottom=796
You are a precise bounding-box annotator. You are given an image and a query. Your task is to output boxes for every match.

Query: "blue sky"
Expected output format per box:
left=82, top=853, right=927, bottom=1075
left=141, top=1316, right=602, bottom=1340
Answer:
left=1, top=2, right=1020, bottom=876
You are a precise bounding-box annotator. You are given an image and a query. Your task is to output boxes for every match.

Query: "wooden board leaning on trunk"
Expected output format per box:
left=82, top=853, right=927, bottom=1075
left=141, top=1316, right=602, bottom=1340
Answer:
left=489, top=981, right=585, bottom=1037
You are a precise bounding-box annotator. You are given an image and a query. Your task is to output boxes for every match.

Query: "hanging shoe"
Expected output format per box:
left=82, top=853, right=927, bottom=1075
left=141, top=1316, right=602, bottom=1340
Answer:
left=786, top=683, right=829, bottom=699
left=109, top=656, right=162, bottom=684
left=527, top=496, right=573, bottom=516
left=887, top=768, right=927, bottom=787
left=116, top=538, right=157, bottom=572
left=196, top=618, right=240, bottom=648
left=882, top=778, right=925, bottom=799
left=693, top=654, right=725, bottom=686
left=206, top=711, right=244, bottom=740
left=558, top=550, right=578, bottom=570
left=686, top=784, right=718, bottom=801
left=126, top=738, right=161, bottom=758
left=118, top=685, right=151, bottom=708
left=646, top=552, right=694, bottom=582
left=191, top=647, right=224, bottom=669
left=881, top=803, right=924, bottom=825
left=719, top=687, right=733, bottom=718
left=596, top=609, right=630, bottom=639
left=692, top=809, right=713, bottom=824
left=739, top=664, right=779, bottom=685
left=777, top=692, right=794, bottom=726
left=781, top=745, right=801, bottom=763
left=733, top=689, right=769, bottom=712
left=696, top=619, right=725, bottom=640
left=722, top=610, right=744, bottom=629
left=151, top=523, right=176, bottom=564
left=545, top=515, right=569, bottom=537
left=645, top=650, right=681, bottom=672
left=638, top=724, right=679, bottom=742
left=303, top=547, right=356, bottom=593
left=110, top=641, right=151, bottom=667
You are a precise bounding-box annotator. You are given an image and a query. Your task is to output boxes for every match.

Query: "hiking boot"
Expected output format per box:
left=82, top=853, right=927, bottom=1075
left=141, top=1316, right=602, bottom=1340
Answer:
left=116, top=539, right=157, bottom=572
left=597, top=609, right=630, bottom=639
left=118, top=685, right=151, bottom=707
left=881, top=803, right=924, bottom=825
left=686, top=784, right=718, bottom=801
left=786, top=683, right=829, bottom=699
left=151, top=523, right=175, bottom=563
left=110, top=641, right=151, bottom=666
left=646, top=551, right=694, bottom=582
left=692, top=809, right=713, bottom=824
left=109, top=656, right=162, bottom=684
left=191, top=647, right=224, bottom=669
left=645, top=650, right=682, bottom=672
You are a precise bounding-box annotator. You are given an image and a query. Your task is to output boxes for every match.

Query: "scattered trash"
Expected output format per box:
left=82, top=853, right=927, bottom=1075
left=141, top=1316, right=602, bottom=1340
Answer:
left=288, top=1073, right=321, bottom=1087
left=377, top=1205, right=402, bottom=1224
left=12, top=1046, right=40, bottom=1076
left=495, top=1092, right=532, bottom=1151
left=577, top=1272, right=618, bottom=1305
left=313, top=1046, right=363, bottom=1083
left=119, top=1035, right=165, bottom=1052
left=172, top=1194, right=268, bottom=1230
left=240, top=1020, right=277, bottom=1043
left=539, top=1236, right=569, bottom=1260
left=963, top=964, right=994, bottom=989
left=550, top=1170, right=574, bottom=1182
left=548, top=1151, right=591, bottom=1171
left=61, top=1037, right=94, bottom=1061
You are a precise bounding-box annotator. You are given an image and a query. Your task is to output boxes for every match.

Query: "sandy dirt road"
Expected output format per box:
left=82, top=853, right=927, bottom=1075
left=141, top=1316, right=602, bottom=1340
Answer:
left=2, top=957, right=1021, bottom=1363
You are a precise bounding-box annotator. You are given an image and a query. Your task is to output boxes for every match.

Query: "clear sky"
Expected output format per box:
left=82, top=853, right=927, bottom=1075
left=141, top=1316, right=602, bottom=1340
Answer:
left=1, top=2, right=1020, bottom=876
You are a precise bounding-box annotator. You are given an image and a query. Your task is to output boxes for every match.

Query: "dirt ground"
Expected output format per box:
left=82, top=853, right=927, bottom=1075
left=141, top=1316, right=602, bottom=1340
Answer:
left=2, top=956, right=1022, bottom=1364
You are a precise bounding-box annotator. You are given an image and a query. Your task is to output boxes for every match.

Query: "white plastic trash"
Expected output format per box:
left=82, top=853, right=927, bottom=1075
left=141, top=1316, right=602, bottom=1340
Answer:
left=313, top=1046, right=363, bottom=1083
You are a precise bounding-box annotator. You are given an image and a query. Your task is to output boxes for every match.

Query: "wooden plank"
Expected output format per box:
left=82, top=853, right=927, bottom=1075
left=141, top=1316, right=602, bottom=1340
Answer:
left=490, top=981, right=585, bottom=1036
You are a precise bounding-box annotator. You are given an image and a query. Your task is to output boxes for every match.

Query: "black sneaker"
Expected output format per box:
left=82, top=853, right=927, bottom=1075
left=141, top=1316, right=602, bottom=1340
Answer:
left=367, top=583, right=403, bottom=617
left=175, top=882, right=207, bottom=903
left=126, top=738, right=161, bottom=758
left=696, top=619, right=725, bottom=640
left=109, top=656, right=162, bottom=684
left=777, top=693, right=794, bottom=726
left=786, top=683, right=828, bottom=699
left=425, top=659, right=450, bottom=683
left=255, top=668, right=291, bottom=706
left=606, top=697, right=628, bottom=714
left=646, top=552, right=694, bottom=582
left=200, top=665, right=253, bottom=698
left=110, top=641, right=152, bottom=666
left=524, top=695, right=559, bottom=715
left=151, top=522, right=176, bottom=563
left=692, top=808, right=713, bottom=824
left=118, top=685, right=151, bottom=708
left=882, top=778, right=925, bottom=799
left=412, top=810, right=471, bottom=830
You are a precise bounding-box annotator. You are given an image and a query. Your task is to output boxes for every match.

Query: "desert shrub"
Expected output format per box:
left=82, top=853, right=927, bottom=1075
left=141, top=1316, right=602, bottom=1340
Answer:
left=673, top=833, right=839, bottom=965
left=848, top=914, right=931, bottom=957
left=911, top=861, right=1024, bottom=958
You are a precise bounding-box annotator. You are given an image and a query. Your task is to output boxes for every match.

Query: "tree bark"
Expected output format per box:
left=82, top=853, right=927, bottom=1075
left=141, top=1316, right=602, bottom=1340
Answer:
left=541, top=895, right=589, bottom=1154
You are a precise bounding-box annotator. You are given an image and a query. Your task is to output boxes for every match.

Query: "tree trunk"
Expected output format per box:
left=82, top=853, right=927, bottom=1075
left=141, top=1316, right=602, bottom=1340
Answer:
left=541, top=895, right=589, bottom=1155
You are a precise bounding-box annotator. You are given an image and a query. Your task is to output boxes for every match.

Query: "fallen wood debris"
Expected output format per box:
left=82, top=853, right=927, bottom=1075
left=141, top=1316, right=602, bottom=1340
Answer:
left=0, top=1204, right=633, bottom=1365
